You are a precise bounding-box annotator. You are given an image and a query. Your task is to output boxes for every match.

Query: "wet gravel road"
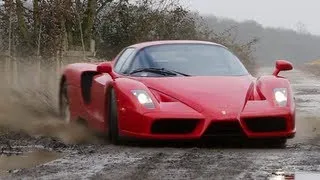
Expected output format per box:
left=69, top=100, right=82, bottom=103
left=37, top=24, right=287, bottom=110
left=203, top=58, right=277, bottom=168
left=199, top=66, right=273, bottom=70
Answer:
left=1, top=67, right=320, bottom=180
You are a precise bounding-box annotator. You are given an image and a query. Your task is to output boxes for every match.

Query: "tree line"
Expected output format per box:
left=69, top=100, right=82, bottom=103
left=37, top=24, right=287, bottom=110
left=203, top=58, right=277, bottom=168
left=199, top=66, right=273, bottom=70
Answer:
left=203, top=15, right=320, bottom=65
left=0, top=0, right=257, bottom=72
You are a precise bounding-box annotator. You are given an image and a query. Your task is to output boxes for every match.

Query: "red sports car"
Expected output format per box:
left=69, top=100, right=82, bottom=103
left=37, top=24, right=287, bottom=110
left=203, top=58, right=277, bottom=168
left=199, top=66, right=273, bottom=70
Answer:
left=59, top=40, right=296, bottom=146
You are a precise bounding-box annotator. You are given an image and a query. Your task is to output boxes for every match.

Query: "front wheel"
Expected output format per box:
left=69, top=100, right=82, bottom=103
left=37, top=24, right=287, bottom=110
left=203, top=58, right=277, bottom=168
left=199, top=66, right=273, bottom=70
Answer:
left=108, top=88, right=121, bottom=145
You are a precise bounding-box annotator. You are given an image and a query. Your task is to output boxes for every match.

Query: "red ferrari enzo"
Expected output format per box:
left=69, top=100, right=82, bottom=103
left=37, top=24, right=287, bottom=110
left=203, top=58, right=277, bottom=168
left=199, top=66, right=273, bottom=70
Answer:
left=59, top=40, right=296, bottom=146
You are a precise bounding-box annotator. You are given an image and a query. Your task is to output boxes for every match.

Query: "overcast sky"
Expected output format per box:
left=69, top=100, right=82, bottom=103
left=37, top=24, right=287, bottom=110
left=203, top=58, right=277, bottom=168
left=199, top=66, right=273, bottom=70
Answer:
left=184, top=0, right=320, bottom=35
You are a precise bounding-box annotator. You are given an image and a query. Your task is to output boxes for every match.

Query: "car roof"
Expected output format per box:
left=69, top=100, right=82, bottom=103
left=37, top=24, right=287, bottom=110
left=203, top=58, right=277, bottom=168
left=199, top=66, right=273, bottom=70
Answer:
left=128, top=40, right=227, bottom=49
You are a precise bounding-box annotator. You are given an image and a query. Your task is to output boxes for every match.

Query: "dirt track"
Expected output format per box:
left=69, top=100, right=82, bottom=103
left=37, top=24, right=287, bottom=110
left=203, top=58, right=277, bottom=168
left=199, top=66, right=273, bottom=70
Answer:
left=1, top=67, right=320, bottom=180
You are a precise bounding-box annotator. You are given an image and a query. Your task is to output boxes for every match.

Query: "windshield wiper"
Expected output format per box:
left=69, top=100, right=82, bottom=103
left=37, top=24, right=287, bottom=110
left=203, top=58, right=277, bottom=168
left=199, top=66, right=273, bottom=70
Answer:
left=129, top=68, right=190, bottom=77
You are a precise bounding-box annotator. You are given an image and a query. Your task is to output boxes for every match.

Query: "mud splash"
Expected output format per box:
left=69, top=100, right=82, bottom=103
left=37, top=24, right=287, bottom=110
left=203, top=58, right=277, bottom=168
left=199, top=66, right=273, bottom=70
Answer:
left=0, top=87, right=99, bottom=144
left=294, top=115, right=320, bottom=143
left=0, top=61, right=100, bottom=145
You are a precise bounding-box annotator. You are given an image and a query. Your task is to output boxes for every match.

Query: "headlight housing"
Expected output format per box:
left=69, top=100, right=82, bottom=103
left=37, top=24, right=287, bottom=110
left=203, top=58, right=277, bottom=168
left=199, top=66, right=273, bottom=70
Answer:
left=131, top=90, right=155, bottom=109
left=274, top=88, right=287, bottom=107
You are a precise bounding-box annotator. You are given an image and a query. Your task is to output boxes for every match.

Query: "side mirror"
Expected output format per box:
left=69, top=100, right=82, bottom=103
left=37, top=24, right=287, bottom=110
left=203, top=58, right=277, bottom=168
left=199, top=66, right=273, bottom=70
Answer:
left=97, top=62, right=112, bottom=73
left=272, top=60, right=293, bottom=76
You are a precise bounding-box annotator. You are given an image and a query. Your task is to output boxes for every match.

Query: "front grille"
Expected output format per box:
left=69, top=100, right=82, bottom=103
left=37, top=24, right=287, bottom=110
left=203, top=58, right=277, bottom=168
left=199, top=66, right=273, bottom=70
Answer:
left=151, top=119, right=199, bottom=134
left=244, top=117, right=287, bottom=132
left=203, top=121, right=245, bottom=137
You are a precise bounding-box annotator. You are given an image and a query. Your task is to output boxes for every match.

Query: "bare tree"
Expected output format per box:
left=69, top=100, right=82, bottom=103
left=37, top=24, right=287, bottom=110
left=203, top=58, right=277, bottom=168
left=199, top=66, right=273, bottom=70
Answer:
left=74, top=0, right=86, bottom=59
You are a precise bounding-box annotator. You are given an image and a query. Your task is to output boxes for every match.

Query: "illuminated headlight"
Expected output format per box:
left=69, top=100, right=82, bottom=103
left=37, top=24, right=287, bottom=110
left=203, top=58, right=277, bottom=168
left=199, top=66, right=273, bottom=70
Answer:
left=274, top=88, right=288, bottom=107
left=131, top=90, right=155, bottom=109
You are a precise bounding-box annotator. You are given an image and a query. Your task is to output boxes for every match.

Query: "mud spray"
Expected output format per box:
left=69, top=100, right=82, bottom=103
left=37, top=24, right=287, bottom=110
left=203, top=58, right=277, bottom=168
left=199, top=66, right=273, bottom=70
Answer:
left=0, top=59, right=100, bottom=145
left=0, top=59, right=104, bottom=174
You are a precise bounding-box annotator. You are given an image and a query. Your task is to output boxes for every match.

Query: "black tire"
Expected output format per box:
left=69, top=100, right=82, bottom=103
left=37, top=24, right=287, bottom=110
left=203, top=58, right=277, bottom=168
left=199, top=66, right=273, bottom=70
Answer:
left=264, top=139, right=287, bottom=148
left=60, top=82, right=71, bottom=124
left=272, top=139, right=287, bottom=148
left=108, top=88, right=121, bottom=145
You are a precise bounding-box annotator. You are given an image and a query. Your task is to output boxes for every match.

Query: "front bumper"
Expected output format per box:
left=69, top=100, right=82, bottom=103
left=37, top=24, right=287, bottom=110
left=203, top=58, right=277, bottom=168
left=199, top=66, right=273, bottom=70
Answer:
left=240, top=100, right=296, bottom=139
left=119, top=101, right=296, bottom=140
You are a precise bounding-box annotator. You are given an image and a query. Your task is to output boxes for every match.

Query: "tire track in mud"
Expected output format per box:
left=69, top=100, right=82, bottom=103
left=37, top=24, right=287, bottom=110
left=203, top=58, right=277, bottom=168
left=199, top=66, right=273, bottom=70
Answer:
left=172, top=148, right=206, bottom=179
left=204, top=149, right=259, bottom=180
left=173, top=148, right=254, bottom=180
left=118, top=151, right=168, bottom=180
left=89, top=148, right=206, bottom=180
left=89, top=149, right=168, bottom=180
left=146, top=148, right=209, bottom=180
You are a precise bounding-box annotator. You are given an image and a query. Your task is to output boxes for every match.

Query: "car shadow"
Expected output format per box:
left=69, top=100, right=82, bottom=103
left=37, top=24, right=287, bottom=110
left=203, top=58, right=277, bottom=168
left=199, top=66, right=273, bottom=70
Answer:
left=111, top=137, right=288, bottom=149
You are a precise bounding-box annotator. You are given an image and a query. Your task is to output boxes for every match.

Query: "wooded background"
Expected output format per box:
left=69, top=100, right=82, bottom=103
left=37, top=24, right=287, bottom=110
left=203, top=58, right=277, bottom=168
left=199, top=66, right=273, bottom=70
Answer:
left=0, top=0, right=257, bottom=67
left=1, top=0, right=320, bottom=66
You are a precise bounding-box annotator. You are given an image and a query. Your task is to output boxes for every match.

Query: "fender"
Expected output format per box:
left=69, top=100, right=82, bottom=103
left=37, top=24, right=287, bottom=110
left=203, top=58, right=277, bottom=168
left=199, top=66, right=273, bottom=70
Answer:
left=113, top=77, right=160, bottom=115
left=112, top=77, right=204, bottom=134
left=58, top=63, right=102, bottom=122
left=59, top=63, right=101, bottom=108
left=60, top=63, right=99, bottom=86
left=111, top=77, right=159, bottom=133
left=255, top=75, right=294, bottom=107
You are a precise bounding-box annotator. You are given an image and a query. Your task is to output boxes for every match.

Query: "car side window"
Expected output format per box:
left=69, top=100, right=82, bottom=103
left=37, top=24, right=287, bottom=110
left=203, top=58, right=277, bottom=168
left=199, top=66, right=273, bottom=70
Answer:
left=114, top=48, right=135, bottom=73
left=119, top=51, right=137, bottom=74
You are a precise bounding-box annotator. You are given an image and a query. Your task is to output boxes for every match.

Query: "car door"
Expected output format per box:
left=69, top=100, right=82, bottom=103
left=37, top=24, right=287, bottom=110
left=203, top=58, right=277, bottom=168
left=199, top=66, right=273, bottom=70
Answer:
left=87, top=48, right=136, bottom=132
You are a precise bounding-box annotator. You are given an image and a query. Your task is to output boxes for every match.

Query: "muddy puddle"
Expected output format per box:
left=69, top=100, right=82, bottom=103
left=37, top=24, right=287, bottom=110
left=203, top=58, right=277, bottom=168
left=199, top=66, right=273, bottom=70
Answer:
left=270, top=171, right=320, bottom=180
left=0, top=149, right=62, bottom=175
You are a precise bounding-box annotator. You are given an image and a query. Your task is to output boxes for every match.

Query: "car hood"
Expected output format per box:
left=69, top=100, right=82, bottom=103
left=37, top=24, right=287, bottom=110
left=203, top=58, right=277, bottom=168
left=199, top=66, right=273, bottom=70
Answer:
left=137, top=75, right=255, bottom=118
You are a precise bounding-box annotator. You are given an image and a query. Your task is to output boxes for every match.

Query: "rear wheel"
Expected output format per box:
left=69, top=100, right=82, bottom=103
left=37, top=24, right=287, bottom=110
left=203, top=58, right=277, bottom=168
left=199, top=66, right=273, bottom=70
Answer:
left=60, top=82, right=71, bottom=124
left=108, top=88, right=121, bottom=145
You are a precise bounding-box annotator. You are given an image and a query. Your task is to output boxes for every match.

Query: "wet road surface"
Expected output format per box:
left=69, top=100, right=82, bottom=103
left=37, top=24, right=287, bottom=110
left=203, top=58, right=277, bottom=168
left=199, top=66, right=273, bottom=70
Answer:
left=1, top=67, right=320, bottom=180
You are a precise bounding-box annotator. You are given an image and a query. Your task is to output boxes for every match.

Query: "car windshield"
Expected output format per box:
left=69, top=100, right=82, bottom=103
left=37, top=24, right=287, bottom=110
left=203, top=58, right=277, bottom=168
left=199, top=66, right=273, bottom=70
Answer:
left=129, top=43, right=249, bottom=76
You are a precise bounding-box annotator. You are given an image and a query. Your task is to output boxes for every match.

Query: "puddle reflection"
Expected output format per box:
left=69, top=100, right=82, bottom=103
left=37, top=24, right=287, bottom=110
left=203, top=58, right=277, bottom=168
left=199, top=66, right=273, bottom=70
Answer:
left=270, top=171, right=320, bottom=180
left=0, top=150, right=61, bottom=175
